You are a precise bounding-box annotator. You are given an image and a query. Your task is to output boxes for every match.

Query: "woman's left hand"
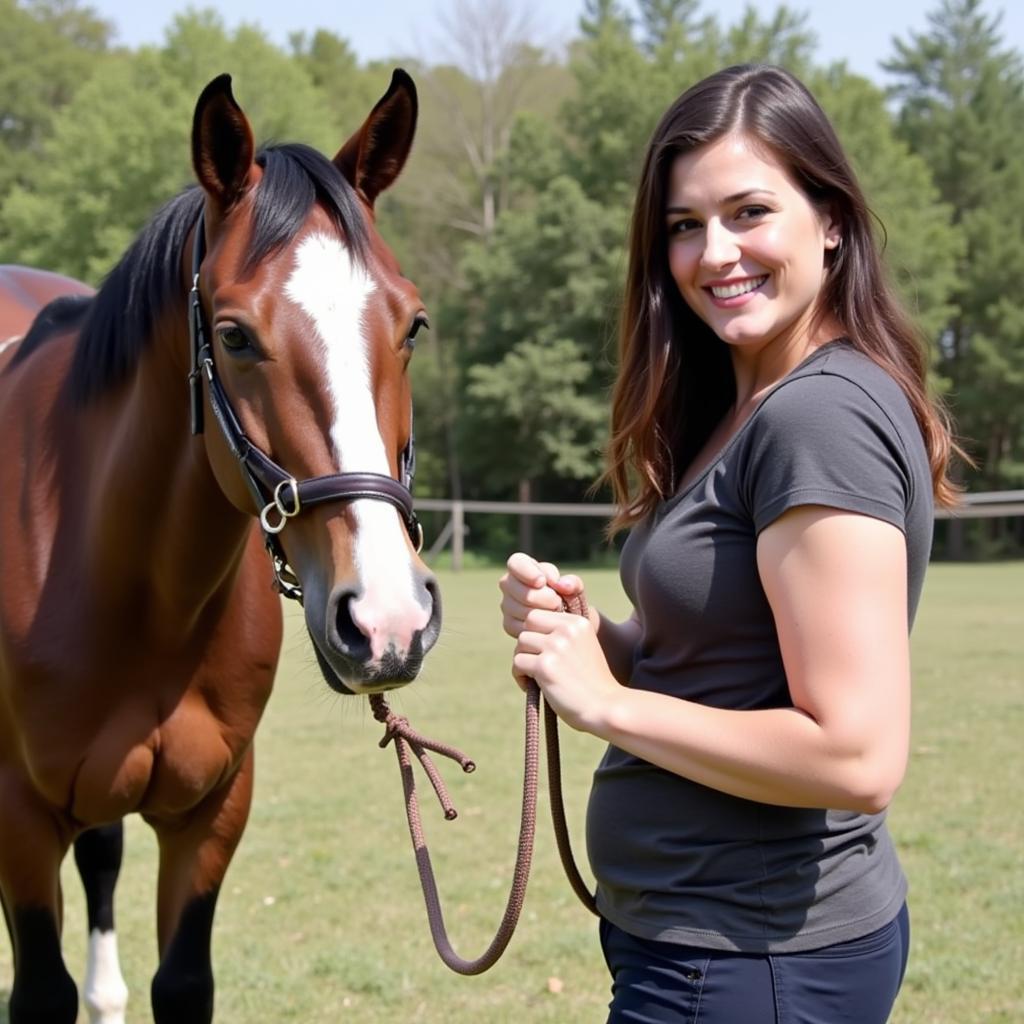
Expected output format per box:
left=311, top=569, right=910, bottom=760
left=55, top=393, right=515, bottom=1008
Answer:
left=513, top=608, right=621, bottom=734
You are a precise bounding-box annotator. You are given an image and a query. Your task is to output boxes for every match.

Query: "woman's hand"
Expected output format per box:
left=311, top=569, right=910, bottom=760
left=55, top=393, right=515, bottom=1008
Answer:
left=512, top=607, right=621, bottom=733
left=499, top=552, right=597, bottom=641
left=499, top=552, right=619, bottom=733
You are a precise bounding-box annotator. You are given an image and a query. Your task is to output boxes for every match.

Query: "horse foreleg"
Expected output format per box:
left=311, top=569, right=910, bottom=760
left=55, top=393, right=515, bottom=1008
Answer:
left=148, top=747, right=255, bottom=1024
left=74, top=822, right=129, bottom=1024
left=0, top=778, right=78, bottom=1023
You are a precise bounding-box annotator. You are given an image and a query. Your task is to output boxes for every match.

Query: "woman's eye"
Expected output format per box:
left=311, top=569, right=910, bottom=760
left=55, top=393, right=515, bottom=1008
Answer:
left=668, top=218, right=700, bottom=235
left=737, top=205, right=769, bottom=220
left=405, top=314, right=429, bottom=350
left=218, top=326, right=250, bottom=353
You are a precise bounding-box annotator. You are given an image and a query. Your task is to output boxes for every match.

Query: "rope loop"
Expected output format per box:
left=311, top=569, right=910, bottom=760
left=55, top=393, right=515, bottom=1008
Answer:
left=368, top=589, right=597, bottom=975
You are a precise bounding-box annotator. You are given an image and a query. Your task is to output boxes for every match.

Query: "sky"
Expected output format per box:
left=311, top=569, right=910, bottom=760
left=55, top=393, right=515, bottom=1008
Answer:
left=84, top=0, right=1023, bottom=84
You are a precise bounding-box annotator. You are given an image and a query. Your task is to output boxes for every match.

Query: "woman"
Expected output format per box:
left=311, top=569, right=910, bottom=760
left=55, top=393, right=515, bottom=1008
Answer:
left=499, top=64, right=960, bottom=1023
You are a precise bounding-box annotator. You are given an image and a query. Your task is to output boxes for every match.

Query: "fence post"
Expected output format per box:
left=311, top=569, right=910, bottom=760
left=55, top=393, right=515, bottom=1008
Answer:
left=452, top=500, right=465, bottom=573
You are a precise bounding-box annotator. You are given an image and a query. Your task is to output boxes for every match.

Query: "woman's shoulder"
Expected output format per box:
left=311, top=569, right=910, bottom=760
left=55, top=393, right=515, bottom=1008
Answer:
left=758, top=339, right=919, bottom=443
left=735, top=341, right=932, bottom=533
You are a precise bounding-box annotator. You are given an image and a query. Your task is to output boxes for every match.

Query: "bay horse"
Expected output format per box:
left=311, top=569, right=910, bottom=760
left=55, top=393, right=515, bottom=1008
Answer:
left=0, top=70, right=440, bottom=1023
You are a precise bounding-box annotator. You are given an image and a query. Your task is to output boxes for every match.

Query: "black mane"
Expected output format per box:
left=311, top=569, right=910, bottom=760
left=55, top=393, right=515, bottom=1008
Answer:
left=69, top=144, right=368, bottom=403
left=9, top=294, right=92, bottom=367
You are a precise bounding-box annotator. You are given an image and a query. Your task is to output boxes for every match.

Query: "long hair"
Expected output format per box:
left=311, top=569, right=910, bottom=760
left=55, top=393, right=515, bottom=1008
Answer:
left=604, top=64, right=961, bottom=533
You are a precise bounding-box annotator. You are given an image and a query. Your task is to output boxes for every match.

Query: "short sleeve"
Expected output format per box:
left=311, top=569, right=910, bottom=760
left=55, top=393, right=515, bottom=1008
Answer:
left=742, top=372, right=915, bottom=535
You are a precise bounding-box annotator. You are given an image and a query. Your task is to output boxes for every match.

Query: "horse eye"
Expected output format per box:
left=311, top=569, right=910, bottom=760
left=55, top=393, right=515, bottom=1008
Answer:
left=405, top=314, right=429, bottom=350
left=217, top=326, right=250, bottom=353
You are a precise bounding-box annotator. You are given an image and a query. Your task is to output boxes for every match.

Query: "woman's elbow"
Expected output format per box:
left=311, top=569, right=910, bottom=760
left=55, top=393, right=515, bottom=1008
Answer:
left=839, top=758, right=907, bottom=815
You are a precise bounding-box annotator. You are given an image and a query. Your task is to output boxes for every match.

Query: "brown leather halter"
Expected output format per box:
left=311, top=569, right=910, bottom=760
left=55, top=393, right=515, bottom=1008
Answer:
left=186, top=211, right=423, bottom=602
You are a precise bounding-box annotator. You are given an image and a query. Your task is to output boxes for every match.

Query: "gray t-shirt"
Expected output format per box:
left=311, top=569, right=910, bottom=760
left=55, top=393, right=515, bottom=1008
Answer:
left=587, top=340, right=933, bottom=953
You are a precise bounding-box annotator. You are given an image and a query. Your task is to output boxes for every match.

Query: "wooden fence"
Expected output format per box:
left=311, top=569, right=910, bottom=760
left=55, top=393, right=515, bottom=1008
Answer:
left=415, top=491, right=1024, bottom=571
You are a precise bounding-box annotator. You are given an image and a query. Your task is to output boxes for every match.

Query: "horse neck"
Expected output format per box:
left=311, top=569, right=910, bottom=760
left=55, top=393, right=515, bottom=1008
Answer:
left=84, top=310, right=255, bottom=639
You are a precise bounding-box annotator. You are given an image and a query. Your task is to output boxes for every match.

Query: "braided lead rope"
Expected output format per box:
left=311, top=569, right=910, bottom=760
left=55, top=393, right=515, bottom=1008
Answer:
left=369, top=687, right=539, bottom=974
left=543, top=593, right=600, bottom=917
left=368, top=589, right=598, bottom=975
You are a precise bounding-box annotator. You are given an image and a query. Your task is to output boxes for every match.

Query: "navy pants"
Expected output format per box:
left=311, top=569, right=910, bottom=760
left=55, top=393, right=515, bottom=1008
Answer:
left=600, top=904, right=910, bottom=1024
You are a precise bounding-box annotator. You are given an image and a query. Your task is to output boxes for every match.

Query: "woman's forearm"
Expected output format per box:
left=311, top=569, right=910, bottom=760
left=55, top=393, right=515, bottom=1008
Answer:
left=592, top=687, right=905, bottom=814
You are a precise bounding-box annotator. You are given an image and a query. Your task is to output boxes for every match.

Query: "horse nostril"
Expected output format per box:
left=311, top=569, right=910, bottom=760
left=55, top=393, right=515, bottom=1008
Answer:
left=332, top=590, right=371, bottom=662
left=418, top=575, right=443, bottom=648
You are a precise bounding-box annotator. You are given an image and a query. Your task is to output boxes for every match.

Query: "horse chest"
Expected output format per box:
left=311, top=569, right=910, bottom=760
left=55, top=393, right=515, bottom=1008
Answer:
left=142, top=695, right=246, bottom=816
left=15, top=687, right=248, bottom=825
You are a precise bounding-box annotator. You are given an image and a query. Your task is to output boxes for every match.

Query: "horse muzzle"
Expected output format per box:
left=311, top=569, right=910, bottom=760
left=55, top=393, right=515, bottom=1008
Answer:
left=309, top=576, right=441, bottom=694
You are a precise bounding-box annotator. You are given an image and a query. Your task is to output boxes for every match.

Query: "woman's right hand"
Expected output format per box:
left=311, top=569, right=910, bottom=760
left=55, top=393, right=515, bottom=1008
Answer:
left=499, top=552, right=591, bottom=639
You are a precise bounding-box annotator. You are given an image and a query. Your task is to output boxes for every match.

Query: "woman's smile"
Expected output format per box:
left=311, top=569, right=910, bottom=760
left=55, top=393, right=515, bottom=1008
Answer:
left=704, top=273, right=770, bottom=306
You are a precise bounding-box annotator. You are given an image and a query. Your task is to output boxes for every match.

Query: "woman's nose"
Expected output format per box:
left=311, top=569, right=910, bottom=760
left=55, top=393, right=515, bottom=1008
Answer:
left=700, top=219, right=740, bottom=269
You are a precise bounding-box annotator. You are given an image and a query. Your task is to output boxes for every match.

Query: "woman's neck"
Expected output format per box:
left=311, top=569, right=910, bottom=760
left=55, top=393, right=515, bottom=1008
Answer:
left=729, top=313, right=843, bottom=407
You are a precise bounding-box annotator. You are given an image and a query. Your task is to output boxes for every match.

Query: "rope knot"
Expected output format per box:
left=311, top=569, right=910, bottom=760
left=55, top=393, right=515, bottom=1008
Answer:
left=377, top=711, right=411, bottom=749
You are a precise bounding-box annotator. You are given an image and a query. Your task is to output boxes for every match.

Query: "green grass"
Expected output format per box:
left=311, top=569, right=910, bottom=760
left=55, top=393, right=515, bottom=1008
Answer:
left=1, top=562, right=1021, bottom=1022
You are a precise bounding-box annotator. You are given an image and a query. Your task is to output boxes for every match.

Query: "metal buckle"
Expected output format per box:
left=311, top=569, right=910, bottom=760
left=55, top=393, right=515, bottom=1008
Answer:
left=260, top=478, right=301, bottom=534
left=412, top=517, right=424, bottom=554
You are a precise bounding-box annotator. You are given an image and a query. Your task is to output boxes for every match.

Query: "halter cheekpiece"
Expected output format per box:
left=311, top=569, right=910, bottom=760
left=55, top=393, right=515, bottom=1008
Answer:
left=186, top=210, right=423, bottom=602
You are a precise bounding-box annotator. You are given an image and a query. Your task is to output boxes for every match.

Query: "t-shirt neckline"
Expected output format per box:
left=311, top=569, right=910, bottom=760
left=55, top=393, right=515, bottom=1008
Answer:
left=665, top=337, right=850, bottom=509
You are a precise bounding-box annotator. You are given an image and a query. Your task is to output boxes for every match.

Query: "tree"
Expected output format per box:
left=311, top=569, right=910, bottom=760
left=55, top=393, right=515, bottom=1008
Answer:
left=885, top=0, right=1024, bottom=494
left=288, top=28, right=384, bottom=142
left=453, top=174, right=623, bottom=532
left=413, top=0, right=568, bottom=241
left=160, top=10, right=336, bottom=152
left=466, top=337, right=605, bottom=549
left=0, top=11, right=343, bottom=281
left=809, top=66, right=962, bottom=350
left=0, top=0, right=112, bottom=210
left=0, top=51, right=192, bottom=280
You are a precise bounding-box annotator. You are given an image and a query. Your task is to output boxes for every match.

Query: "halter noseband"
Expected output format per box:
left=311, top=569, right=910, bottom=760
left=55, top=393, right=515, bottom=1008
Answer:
left=186, top=211, right=423, bottom=602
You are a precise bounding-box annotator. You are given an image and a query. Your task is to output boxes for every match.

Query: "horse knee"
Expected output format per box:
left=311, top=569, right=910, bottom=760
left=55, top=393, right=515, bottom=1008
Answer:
left=151, top=963, right=214, bottom=1024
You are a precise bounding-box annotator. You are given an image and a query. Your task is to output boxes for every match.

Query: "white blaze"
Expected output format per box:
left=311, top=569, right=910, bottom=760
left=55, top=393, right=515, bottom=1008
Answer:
left=286, top=234, right=426, bottom=652
left=83, top=929, right=129, bottom=1024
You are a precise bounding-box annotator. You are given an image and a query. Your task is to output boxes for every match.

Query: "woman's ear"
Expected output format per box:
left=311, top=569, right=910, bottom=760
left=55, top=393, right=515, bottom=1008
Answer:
left=823, top=206, right=842, bottom=251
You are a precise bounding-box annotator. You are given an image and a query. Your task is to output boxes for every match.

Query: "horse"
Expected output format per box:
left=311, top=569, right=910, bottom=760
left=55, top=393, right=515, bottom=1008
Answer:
left=0, top=69, right=440, bottom=1023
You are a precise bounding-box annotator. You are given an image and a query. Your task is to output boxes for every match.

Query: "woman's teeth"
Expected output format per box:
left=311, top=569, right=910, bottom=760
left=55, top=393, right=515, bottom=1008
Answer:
left=709, top=275, right=768, bottom=299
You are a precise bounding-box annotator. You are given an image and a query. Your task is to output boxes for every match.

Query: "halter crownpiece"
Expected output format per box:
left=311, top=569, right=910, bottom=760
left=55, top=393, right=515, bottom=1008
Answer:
left=186, top=210, right=424, bottom=601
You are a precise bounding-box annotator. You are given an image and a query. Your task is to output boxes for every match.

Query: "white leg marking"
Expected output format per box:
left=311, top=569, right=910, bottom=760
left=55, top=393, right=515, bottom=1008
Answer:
left=286, top=235, right=428, bottom=657
left=83, top=928, right=129, bottom=1024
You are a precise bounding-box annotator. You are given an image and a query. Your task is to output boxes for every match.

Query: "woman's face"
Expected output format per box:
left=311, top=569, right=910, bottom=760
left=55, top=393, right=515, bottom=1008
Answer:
left=665, top=132, right=840, bottom=354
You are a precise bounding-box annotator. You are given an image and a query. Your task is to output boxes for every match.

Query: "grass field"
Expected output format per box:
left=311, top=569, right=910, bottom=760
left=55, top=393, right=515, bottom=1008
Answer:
left=1, top=562, right=1022, bottom=1023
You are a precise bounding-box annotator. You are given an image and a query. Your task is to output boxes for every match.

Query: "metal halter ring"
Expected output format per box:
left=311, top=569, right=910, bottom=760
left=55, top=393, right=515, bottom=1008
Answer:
left=412, top=518, right=424, bottom=554
left=259, top=478, right=301, bottom=535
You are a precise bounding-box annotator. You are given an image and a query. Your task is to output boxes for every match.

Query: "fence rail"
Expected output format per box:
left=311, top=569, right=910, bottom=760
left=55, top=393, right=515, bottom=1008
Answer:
left=415, top=492, right=1024, bottom=570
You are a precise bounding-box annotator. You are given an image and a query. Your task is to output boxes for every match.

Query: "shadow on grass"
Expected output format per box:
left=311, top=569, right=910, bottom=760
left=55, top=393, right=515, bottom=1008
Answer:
left=0, top=989, right=8, bottom=1024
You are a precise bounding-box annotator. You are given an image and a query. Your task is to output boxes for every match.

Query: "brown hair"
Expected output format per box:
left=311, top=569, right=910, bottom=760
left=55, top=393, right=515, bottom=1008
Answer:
left=604, top=64, right=961, bottom=533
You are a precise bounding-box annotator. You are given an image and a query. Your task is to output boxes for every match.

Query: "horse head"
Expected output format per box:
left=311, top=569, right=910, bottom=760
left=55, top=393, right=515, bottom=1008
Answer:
left=190, top=72, right=440, bottom=693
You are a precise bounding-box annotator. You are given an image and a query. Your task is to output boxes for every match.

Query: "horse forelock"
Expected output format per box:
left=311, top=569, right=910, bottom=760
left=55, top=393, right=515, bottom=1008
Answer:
left=69, top=143, right=369, bottom=404
left=249, top=145, right=369, bottom=272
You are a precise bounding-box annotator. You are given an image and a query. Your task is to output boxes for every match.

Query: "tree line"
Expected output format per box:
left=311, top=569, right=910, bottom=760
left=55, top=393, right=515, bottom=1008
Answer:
left=2, top=0, right=1021, bottom=558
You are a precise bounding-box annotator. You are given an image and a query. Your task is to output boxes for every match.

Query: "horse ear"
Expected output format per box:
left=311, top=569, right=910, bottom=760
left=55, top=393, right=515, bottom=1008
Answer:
left=192, top=74, right=255, bottom=211
left=334, top=69, right=418, bottom=207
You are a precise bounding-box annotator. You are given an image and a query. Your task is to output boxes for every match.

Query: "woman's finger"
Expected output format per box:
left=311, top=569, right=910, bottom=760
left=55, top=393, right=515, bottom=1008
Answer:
left=505, top=551, right=549, bottom=588
left=512, top=650, right=538, bottom=679
left=536, top=561, right=562, bottom=585
left=553, top=573, right=585, bottom=596
left=514, top=630, right=545, bottom=655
